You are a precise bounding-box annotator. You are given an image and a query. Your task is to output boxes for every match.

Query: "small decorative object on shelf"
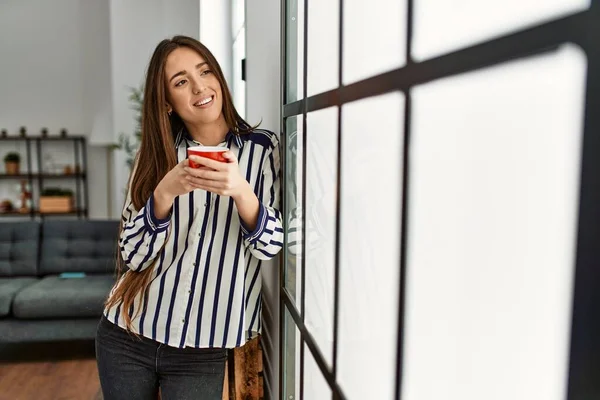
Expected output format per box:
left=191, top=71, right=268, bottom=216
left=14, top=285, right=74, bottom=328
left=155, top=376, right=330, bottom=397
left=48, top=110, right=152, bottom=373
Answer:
left=19, top=180, right=32, bottom=213
left=3, top=152, right=20, bottom=175
left=1, top=129, right=7, bottom=138
left=39, top=187, right=73, bottom=213
left=41, top=127, right=49, bottom=138
left=42, top=153, right=56, bottom=174
left=64, top=165, right=73, bottom=175
left=0, top=199, right=14, bottom=213
left=60, top=128, right=68, bottom=138
left=75, top=164, right=82, bottom=174
left=19, top=126, right=27, bottom=137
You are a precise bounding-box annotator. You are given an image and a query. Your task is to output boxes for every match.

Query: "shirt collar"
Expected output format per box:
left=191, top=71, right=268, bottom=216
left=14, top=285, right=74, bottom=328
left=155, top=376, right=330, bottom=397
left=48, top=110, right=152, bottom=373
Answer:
left=174, top=127, right=243, bottom=149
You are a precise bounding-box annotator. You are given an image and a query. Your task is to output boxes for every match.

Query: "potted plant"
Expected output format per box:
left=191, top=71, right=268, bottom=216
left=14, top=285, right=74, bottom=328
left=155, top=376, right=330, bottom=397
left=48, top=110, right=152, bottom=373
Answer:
left=4, top=152, right=20, bottom=175
left=39, top=187, right=74, bottom=213
left=112, top=85, right=143, bottom=168
left=0, top=199, right=14, bottom=213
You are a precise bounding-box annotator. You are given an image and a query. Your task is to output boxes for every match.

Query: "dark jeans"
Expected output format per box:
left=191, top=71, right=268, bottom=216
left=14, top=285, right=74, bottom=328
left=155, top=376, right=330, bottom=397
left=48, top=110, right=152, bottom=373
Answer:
left=95, top=316, right=227, bottom=400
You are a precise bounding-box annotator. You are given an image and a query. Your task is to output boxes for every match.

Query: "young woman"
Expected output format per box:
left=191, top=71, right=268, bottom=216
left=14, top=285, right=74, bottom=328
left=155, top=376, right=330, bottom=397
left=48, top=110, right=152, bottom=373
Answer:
left=95, top=35, right=283, bottom=400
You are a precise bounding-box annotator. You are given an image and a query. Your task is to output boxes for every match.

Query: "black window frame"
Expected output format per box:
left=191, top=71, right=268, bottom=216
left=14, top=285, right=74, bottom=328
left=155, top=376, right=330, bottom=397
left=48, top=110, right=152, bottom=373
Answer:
left=279, top=2, right=600, bottom=399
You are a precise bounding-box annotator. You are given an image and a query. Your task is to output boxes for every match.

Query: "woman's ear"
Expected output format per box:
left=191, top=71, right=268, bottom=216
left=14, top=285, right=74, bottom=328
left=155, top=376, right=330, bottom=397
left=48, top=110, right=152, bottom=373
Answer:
left=166, top=103, right=173, bottom=116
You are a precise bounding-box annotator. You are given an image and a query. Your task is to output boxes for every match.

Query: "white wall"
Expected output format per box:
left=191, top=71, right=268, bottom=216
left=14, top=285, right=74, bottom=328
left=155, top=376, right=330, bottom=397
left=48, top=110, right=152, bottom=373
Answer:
left=163, top=0, right=202, bottom=40
left=231, top=0, right=246, bottom=118
left=0, top=0, right=85, bottom=134
left=200, top=0, right=233, bottom=86
left=80, top=0, right=114, bottom=147
left=0, top=0, right=113, bottom=141
left=80, top=0, right=113, bottom=219
left=246, top=0, right=281, bottom=397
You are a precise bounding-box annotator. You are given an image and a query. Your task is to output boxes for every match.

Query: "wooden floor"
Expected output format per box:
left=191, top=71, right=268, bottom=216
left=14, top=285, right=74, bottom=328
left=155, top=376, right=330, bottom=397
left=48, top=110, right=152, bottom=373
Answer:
left=0, top=341, right=101, bottom=400
left=0, top=338, right=263, bottom=400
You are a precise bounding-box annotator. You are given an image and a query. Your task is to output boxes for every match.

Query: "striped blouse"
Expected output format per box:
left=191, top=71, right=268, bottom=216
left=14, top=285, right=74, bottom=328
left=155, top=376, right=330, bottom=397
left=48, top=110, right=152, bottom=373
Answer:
left=103, top=128, right=283, bottom=349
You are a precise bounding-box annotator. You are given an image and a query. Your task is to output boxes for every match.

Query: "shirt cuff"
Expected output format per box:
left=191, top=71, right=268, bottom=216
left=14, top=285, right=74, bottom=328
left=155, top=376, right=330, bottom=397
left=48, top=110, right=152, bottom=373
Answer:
left=241, top=203, right=267, bottom=244
left=144, top=194, right=171, bottom=232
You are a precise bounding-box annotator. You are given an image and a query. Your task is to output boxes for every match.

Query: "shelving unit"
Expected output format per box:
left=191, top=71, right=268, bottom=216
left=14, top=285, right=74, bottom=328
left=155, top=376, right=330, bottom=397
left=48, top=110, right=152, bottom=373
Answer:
left=0, top=135, right=88, bottom=219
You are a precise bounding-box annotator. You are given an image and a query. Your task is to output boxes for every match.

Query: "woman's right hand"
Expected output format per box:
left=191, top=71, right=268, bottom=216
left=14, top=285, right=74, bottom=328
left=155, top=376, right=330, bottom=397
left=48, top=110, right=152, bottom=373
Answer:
left=156, top=159, right=200, bottom=199
left=152, top=159, right=197, bottom=219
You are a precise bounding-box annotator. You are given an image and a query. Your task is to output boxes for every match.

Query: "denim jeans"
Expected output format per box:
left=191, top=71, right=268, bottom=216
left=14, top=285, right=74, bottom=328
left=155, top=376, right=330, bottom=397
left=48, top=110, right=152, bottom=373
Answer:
left=95, top=316, right=227, bottom=400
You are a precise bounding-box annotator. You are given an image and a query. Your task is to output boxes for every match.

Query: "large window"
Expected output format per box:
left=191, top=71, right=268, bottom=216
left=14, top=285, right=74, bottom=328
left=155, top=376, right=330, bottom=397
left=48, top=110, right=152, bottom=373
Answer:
left=281, top=1, right=600, bottom=400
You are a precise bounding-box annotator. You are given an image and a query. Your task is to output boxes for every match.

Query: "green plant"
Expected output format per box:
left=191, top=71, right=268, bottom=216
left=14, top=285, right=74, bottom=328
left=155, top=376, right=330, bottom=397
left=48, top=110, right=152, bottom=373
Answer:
left=41, top=188, right=73, bottom=197
left=112, top=85, right=144, bottom=168
left=4, top=152, right=20, bottom=163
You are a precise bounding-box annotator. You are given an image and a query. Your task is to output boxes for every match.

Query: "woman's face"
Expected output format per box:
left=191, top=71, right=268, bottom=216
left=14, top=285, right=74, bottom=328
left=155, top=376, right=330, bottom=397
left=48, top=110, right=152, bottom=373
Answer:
left=164, top=47, right=224, bottom=126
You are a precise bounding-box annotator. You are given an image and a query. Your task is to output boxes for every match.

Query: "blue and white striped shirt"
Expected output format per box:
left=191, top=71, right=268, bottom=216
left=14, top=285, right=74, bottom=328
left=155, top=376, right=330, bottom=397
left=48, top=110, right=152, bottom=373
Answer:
left=104, top=128, right=283, bottom=349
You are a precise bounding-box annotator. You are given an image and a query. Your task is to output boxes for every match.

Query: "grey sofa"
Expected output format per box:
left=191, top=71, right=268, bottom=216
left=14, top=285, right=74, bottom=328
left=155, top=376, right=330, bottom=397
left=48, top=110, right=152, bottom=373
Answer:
left=0, top=219, right=119, bottom=342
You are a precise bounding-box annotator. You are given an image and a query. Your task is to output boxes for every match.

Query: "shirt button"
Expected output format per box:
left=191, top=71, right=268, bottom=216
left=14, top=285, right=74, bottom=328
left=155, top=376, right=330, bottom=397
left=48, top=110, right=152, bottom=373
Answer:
left=192, top=262, right=196, bottom=266
left=188, top=290, right=191, bottom=294
left=182, top=319, right=185, bottom=323
left=204, top=202, right=208, bottom=207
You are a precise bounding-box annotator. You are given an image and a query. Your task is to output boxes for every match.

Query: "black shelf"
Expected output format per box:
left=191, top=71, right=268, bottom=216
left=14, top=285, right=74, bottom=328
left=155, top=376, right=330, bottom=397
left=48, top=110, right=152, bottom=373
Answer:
left=0, top=210, right=30, bottom=216
left=37, top=209, right=87, bottom=216
left=0, top=135, right=85, bottom=141
left=0, top=209, right=87, bottom=217
left=0, top=173, right=86, bottom=179
left=0, top=136, right=88, bottom=220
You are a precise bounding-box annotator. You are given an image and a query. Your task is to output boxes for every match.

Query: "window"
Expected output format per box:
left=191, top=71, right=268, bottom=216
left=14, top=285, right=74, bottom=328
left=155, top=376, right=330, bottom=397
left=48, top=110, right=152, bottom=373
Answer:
left=281, top=1, right=600, bottom=399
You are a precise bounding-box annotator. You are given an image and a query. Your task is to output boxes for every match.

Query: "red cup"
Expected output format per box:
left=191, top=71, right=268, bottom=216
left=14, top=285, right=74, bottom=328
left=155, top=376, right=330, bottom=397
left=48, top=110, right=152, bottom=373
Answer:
left=187, top=146, right=228, bottom=168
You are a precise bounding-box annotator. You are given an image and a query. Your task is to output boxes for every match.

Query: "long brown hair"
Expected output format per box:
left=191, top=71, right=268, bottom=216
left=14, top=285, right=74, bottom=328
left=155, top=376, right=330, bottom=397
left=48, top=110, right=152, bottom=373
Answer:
left=105, top=36, right=255, bottom=331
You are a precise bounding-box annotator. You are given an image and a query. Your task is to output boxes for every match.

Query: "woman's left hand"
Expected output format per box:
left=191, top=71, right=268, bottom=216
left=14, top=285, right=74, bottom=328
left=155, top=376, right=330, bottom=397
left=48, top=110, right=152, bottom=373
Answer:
left=184, top=152, right=251, bottom=199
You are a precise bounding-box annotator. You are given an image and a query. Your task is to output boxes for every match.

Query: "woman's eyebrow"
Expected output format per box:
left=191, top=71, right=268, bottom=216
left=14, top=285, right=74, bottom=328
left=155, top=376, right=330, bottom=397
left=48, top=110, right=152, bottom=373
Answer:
left=169, top=62, right=208, bottom=82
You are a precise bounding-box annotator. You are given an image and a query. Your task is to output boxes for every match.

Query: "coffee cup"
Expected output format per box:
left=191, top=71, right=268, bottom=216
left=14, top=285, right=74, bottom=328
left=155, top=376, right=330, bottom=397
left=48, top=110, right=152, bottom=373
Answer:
left=187, top=146, right=228, bottom=168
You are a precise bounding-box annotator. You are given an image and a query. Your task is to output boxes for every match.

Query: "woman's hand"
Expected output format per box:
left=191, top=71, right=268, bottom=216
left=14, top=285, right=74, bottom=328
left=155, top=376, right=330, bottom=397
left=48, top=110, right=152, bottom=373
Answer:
left=155, top=159, right=200, bottom=201
left=150, top=159, right=198, bottom=219
left=184, top=152, right=252, bottom=200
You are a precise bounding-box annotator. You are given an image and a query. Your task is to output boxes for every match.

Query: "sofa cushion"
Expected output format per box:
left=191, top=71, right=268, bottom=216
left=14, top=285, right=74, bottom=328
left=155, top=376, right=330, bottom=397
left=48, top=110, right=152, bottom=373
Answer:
left=0, top=222, right=40, bottom=277
left=40, top=220, right=119, bottom=275
left=12, top=275, right=115, bottom=319
left=0, top=318, right=100, bottom=342
left=0, top=278, right=38, bottom=317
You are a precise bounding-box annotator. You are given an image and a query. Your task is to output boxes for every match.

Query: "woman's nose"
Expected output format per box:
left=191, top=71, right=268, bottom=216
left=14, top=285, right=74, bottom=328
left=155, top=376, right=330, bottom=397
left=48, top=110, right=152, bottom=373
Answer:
left=191, top=79, right=203, bottom=95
